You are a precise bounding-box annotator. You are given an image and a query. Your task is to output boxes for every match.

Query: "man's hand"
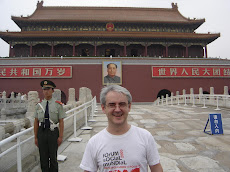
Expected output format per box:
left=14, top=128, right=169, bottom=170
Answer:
left=57, top=137, right=63, bottom=147
left=35, top=137, right=38, bottom=147
left=34, top=118, right=39, bottom=147
left=58, top=118, right=64, bottom=147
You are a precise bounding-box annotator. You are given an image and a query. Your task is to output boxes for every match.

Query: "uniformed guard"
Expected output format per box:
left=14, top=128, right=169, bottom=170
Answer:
left=34, top=80, right=66, bottom=172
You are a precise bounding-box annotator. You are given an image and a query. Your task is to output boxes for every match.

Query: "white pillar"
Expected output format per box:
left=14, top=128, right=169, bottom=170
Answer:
left=79, top=87, right=87, bottom=103
left=223, top=86, right=228, bottom=107
left=161, top=95, right=164, bottom=105
left=176, top=91, right=180, bottom=105
left=53, top=89, right=61, bottom=102
left=210, top=87, right=214, bottom=104
left=25, top=91, right=38, bottom=117
left=166, top=94, right=168, bottom=105
left=199, top=87, right=203, bottom=103
left=182, top=89, right=186, bottom=103
left=190, top=88, right=194, bottom=103
left=224, top=86, right=228, bottom=95
left=171, top=92, right=174, bottom=106
left=67, top=88, right=76, bottom=105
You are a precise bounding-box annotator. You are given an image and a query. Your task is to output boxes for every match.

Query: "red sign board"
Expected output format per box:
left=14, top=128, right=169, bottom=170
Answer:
left=0, top=66, right=72, bottom=78
left=152, top=66, right=230, bottom=78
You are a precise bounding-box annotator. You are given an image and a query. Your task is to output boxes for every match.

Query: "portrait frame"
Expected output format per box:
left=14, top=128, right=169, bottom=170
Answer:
left=102, top=61, right=122, bottom=85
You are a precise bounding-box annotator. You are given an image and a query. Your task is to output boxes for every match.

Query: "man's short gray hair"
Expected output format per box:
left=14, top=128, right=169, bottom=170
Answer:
left=100, top=85, right=132, bottom=105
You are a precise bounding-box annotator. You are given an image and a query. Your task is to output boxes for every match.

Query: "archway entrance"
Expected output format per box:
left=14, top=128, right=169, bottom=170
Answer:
left=61, top=91, right=67, bottom=104
left=157, top=89, right=171, bottom=98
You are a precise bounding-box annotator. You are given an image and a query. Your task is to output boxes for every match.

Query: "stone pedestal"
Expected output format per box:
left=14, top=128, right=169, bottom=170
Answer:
left=190, top=88, right=194, bottom=103
left=25, top=91, right=38, bottom=117
left=67, top=88, right=76, bottom=105
left=224, top=86, right=228, bottom=95
left=182, top=89, right=186, bottom=102
left=199, top=87, right=203, bottom=103
left=53, top=89, right=61, bottom=102
left=210, top=87, right=214, bottom=104
left=79, top=87, right=92, bottom=103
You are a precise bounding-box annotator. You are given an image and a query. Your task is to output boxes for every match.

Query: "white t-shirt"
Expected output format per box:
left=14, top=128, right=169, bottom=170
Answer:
left=80, top=125, right=160, bottom=172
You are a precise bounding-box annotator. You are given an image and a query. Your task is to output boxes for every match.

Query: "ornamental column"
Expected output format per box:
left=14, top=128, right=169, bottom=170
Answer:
left=145, top=43, right=148, bottom=57
left=186, top=46, right=188, bottom=58
left=73, top=43, right=75, bottom=56
left=204, top=45, right=208, bottom=58
left=166, top=45, right=168, bottom=57
left=51, top=43, right=54, bottom=57
left=30, top=44, right=33, bottom=57
left=9, top=44, right=12, bottom=57
left=94, top=42, right=97, bottom=56
left=123, top=43, right=127, bottom=56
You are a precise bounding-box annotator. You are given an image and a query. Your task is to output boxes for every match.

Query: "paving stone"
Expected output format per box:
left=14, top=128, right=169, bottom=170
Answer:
left=93, top=127, right=105, bottom=133
left=128, top=121, right=138, bottom=126
left=168, top=122, right=191, bottom=130
left=130, top=114, right=143, bottom=119
left=129, top=111, right=143, bottom=115
left=186, top=130, right=204, bottom=136
left=90, top=121, right=108, bottom=127
left=196, top=136, right=230, bottom=151
left=180, top=156, right=225, bottom=171
left=156, top=131, right=173, bottom=136
left=140, top=119, right=157, bottom=124
left=160, top=156, right=181, bottom=172
left=93, top=116, right=108, bottom=121
left=174, top=142, right=196, bottom=152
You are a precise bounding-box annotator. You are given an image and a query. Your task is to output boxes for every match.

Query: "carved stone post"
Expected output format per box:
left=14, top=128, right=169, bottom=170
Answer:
left=210, top=87, right=214, bottom=104
left=67, top=88, right=76, bottom=105
left=182, top=89, right=186, bottom=102
left=166, top=94, right=168, bottom=105
left=224, top=86, right=228, bottom=95
left=79, top=87, right=87, bottom=103
left=25, top=91, right=39, bottom=117
left=53, top=89, right=61, bottom=102
left=171, top=92, right=174, bottom=106
left=190, top=88, right=194, bottom=103
left=223, top=86, right=228, bottom=107
left=0, top=91, right=7, bottom=119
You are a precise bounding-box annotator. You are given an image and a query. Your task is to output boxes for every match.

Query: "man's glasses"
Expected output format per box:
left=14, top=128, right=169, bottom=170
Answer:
left=106, top=102, right=128, bottom=109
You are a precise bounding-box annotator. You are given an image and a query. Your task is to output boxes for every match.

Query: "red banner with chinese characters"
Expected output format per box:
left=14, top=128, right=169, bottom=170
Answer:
left=0, top=66, right=72, bottom=78
left=152, top=66, right=230, bottom=78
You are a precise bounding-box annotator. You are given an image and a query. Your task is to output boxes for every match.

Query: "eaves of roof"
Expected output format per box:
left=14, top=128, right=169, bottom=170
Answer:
left=0, top=31, right=219, bottom=39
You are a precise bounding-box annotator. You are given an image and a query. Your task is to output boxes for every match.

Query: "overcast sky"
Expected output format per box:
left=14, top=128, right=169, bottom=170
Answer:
left=0, top=0, right=229, bottom=58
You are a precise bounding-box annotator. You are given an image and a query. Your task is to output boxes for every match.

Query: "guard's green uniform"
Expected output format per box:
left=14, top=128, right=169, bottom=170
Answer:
left=34, top=97, right=66, bottom=172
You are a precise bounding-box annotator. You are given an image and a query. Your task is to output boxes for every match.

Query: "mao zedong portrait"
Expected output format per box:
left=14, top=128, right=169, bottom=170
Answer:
left=104, top=63, right=121, bottom=84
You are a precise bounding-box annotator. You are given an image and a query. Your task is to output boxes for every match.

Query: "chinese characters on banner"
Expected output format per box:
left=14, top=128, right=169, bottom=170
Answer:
left=0, top=66, right=72, bottom=78
left=152, top=66, right=230, bottom=78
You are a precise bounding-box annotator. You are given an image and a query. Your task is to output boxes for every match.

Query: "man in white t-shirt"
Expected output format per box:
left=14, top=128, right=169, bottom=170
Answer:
left=80, top=85, right=163, bottom=172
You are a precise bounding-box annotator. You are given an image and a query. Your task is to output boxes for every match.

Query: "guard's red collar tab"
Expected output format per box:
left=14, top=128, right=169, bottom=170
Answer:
left=55, top=100, right=63, bottom=105
left=36, top=101, right=42, bottom=105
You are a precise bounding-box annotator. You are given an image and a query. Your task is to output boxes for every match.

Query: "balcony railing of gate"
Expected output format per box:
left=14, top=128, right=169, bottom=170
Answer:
left=0, top=97, right=97, bottom=172
left=154, top=94, right=230, bottom=110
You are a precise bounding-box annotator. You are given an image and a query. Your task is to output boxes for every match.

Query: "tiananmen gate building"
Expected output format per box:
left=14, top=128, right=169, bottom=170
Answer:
left=1, top=1, right=229, bottom=103
left=0, top=1, right=220, bottom=58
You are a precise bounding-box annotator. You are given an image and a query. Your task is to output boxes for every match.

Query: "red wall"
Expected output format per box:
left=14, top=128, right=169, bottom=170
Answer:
left=1, top=64, right=230, bottom=102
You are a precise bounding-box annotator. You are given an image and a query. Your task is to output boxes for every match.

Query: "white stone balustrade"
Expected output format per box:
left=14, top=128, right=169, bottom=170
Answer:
left=155, top=86, right=230, bottom=109
left=0, top=87, right=93, bottom=140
